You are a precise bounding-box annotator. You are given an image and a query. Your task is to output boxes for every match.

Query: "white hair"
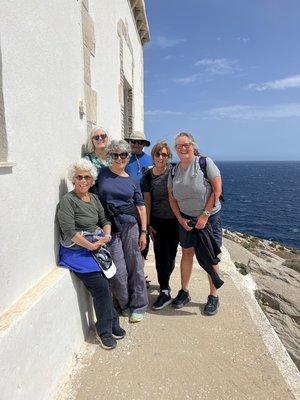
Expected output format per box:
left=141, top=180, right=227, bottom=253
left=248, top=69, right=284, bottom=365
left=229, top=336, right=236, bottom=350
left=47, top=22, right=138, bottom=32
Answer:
left=85, top=126, right=110, bottom=154
left=174, top=131, right=199, bottom=156
left=107, top=139, right=131, bottom=157
left=67, top=158, right=98, bottom=185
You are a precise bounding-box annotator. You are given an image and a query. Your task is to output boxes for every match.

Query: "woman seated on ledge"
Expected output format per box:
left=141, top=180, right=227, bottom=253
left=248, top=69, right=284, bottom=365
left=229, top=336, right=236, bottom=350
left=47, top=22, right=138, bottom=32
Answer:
left=56, top=158, right=125, bottom=350
left=97, top=140, right=149, bottom=323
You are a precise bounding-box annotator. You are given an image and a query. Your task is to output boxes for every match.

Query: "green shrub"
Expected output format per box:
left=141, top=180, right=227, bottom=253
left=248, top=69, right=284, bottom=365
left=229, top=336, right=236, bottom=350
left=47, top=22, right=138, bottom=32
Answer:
left=234, top=262, right=248, bottom=275
left=282, top=259, right=300, bottom=273
left=242, top=241, right=252, bottom=251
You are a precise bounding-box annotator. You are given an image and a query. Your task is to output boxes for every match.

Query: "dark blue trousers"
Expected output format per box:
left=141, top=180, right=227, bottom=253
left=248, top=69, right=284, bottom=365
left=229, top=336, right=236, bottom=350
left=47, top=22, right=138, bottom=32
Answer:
left=74, top=271, right=119, bottom=338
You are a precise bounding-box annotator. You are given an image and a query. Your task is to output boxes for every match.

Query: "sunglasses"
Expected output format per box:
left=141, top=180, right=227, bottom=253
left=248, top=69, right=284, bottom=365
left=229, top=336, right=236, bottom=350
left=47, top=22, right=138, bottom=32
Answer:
left=154, top=151, right=169, bottom=158
left=129, top=139, right=145, bottom=145
left=111, top=152, right=128, bottom=160
left=93, top=134, right=107, bottom=141
left=75, top=175, right=92, bottom=181
left=175, top=142, right=193, bottom=150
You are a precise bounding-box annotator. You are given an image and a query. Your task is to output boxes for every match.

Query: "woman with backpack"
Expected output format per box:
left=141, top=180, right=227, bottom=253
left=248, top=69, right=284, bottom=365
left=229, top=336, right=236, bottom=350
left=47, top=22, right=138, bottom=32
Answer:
left=168, top=132, right=223, bottom=316
left=141, top=141, right=179, bottom=310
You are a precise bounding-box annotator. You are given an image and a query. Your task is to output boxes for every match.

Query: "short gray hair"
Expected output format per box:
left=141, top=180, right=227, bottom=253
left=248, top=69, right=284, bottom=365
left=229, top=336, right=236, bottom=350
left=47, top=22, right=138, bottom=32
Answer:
left=174, top=131, right=199, bottom=156
left=85, top=126, right=110, bottom=154
left=107, top=139, right=131, bottom=158
left=67, top=158, right=98, bottom=185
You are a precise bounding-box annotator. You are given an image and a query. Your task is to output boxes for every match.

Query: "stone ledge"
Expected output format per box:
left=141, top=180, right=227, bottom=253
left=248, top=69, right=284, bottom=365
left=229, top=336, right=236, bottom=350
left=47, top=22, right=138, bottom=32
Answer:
left=0, top=161, right=16, bottom=168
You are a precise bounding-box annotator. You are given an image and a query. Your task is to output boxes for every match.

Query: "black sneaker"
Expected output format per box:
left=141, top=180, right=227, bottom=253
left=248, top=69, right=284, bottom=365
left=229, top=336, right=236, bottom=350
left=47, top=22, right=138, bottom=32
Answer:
left=171, top=289, right=191, bottom=309
left=96, top=333, right=117, bottom=350
left=152, top=292, right=172, bottom=311
left=112, top=326, right=126, bottom=340
left=203, top=295, right=219, bottom=316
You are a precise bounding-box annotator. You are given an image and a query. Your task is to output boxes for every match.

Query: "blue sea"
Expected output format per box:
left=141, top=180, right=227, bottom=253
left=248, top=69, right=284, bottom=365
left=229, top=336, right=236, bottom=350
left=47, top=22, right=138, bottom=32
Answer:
left=217, top=161, right=300, bottom=249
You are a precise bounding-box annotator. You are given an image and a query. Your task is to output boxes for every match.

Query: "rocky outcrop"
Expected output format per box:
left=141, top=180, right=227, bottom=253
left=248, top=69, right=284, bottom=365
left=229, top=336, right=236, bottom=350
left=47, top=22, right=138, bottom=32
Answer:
left=247, top=259, right=300, bottom=369
left=223, top=230, right=300, bottom=370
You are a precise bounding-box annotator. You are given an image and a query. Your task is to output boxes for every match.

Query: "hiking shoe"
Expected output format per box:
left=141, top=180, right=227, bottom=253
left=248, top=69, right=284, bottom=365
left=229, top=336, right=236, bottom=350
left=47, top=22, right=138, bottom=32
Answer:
left=129, top=312, right=144, bottom=323
left=152, top=292, right=172, bottom=311
left=112, top=326, right=126, bottom=340
left=121, top=308, right=130, bottom=317
left=203, top=295, right=219, bottom=316
left=171, top=289, right=191, bottom=309
left=96, top=333, right=117, bottom=350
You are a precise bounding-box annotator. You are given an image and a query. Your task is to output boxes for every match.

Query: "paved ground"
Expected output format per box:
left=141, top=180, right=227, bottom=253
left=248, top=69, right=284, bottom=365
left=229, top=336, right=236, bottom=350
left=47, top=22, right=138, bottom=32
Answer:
left=56, top=248, right=298, bottom=400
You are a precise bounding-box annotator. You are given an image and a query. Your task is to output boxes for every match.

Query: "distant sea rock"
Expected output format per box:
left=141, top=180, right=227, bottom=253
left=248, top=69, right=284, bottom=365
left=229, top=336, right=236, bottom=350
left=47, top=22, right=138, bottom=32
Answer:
left=223, top=229, right=300, bottom=370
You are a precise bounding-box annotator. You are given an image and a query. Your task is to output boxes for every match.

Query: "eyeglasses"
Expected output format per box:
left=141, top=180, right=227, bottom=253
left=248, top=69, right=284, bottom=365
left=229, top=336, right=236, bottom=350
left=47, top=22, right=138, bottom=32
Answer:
left=154, top=151, right=169, bottom=158
left=175, top=143, right=193, bottom=150
left=129, top=139, right=145, bottom=145
left=75, top=175, right=92, bottom=181
left=111, top=152, right=128, bottom=160
left=93, top=134, right=107, bottom=141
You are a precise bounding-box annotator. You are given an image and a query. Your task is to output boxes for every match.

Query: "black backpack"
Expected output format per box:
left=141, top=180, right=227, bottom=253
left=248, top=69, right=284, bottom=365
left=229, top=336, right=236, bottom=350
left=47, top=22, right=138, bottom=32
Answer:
left=171, top=156, right=224, bottom=202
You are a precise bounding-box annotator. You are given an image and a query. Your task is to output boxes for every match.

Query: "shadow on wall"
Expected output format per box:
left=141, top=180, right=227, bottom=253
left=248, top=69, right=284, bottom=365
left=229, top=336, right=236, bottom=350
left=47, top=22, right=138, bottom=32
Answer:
left=71, top=273, right=95, bottom=340
left=54, top=178, right=95, bottom=340
left=53, top=178, right=69, bottom=263
left=0, top=39, right=10, bottom=175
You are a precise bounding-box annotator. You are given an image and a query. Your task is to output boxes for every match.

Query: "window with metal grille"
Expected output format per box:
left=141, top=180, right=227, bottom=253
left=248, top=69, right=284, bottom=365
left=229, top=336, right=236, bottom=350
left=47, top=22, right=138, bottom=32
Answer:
left=123, top=78, right=133, bottom=138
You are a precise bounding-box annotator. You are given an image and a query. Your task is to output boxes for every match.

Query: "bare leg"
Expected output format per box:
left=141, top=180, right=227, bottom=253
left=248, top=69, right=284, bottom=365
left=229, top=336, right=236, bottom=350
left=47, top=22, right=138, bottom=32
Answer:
left=207, top=263, right=220, bottom=296
left=181, top=247, right=195, bottom=291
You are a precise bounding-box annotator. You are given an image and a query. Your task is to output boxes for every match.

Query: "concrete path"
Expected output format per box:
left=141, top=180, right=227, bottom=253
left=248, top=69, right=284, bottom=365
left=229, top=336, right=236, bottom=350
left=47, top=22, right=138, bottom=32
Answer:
left=56, top=247, right=299, bottom=400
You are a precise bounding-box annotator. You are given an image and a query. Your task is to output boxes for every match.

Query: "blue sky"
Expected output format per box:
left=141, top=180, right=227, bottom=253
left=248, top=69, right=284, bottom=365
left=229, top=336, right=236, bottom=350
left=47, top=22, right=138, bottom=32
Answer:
left=143, top=0, right=300, bottom=160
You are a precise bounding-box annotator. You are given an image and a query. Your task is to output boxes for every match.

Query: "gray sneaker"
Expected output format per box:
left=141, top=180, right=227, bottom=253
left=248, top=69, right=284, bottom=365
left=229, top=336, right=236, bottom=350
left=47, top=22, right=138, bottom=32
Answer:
left=96, top=333, right=117, bottom=350
left=203, top=295, right=219, bottom=316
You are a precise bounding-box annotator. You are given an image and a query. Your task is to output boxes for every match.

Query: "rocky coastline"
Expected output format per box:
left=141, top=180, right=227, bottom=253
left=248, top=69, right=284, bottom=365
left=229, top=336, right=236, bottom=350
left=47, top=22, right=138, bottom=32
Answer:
left=223, top=229, right=300, bottom=370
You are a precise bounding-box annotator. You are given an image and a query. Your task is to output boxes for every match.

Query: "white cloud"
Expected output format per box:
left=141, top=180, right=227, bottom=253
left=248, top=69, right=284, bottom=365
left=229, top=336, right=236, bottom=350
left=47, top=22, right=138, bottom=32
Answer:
left=236, top=36, right=250, bottom=43
left=202, top=103, right=300, bottom=120
left=173, top=73, right=202, bottom=84
left=195, top=58, right=239, bottom=74
left=155, top=36, right=186, bottom=48
left=145, top=110, right=184, bottom=116
left=145, top=104, right=300, bottom=120
left=163, top=55, right=175, bottom=61
left=247, top=74, right=300, bottom=91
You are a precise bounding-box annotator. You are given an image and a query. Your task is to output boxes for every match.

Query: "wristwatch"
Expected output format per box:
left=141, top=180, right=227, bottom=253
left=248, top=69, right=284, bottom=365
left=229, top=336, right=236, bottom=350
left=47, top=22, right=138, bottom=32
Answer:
left=202, top=210, right=210, bottom=217
left=141, top=230, right=147, bottom=235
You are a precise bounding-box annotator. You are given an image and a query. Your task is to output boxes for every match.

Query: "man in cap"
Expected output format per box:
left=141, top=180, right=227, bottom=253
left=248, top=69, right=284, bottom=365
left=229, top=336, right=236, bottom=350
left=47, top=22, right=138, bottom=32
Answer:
left=125, top=131, right=153, bottom=184
left=125, top=131, right=153, bottom=273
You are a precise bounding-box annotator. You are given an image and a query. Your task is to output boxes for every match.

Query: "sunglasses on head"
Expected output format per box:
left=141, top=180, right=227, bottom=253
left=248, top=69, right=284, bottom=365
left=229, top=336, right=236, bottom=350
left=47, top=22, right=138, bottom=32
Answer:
left=111, top=152, right=128, bottom=160
left=75, top=175, right=92, bottom=181
left=129, top=139, right=144, bottom=145
left=154, top=151, right=169, bottom=158
left=93, top=134, right=107, bottom=141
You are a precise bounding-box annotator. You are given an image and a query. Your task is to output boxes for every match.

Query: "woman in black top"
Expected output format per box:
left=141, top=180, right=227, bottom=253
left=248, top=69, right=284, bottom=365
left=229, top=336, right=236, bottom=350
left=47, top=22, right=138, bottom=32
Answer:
left=141, top=141, right=179, bottom=310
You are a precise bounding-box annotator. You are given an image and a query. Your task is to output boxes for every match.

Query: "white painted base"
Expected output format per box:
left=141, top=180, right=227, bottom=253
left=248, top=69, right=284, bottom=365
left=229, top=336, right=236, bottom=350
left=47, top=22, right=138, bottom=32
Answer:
left=0, top=268, right=94, bottom=400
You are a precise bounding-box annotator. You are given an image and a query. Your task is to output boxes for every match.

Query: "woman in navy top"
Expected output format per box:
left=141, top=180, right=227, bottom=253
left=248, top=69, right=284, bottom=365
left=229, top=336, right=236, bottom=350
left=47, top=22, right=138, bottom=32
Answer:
left=97, top=140, right=148, bottom=323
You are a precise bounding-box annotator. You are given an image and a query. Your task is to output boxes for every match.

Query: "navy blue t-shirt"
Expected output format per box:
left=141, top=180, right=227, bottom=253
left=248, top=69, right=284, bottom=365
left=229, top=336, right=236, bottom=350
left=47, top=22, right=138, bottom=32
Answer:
left=97, top=167, right=144, bottom=224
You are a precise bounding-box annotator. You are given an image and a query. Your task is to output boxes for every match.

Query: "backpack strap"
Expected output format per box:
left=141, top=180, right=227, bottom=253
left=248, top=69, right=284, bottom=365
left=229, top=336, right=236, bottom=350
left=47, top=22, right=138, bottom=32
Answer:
left=198, top=156, right=208, bottom=180
left=199, top=156, right=224, bottom=202
left=170, top=162, right=178, bottom=180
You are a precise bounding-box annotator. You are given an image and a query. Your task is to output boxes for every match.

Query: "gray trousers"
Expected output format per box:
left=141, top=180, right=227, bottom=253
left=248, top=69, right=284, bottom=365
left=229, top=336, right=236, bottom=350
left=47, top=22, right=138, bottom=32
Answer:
left=108, top=222, right=148, bottom=313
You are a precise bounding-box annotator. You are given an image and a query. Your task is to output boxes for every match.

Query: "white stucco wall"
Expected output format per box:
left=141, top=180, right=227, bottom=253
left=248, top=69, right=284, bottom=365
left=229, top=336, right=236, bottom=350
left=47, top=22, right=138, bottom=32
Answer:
left=0, top=0, right=85, bottom=314
left=0, top=0, right=146, bottom=314
left=0, top=1, right=148, bottom=398
left=90, top=0, right=145, bottom=137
